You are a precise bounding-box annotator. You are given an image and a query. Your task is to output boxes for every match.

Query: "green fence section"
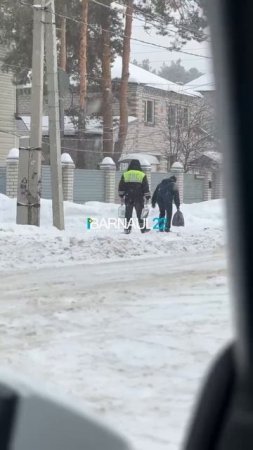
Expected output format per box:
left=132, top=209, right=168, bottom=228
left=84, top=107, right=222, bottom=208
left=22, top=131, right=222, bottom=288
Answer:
left=73, top=169, right=105, bottom=204
left=183, top=174, right=205, bottom=204
left=0, top=166, right=6, bottom=195
left=0, top=167, right=205, bottom=205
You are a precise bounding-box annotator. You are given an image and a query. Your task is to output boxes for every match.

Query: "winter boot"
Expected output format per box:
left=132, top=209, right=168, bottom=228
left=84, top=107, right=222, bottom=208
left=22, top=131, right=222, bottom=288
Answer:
left=141, top=227, right=151, bottom=234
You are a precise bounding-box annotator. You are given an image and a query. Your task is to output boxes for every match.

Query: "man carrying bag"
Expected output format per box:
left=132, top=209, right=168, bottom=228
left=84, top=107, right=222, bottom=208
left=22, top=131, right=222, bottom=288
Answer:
left=152, top=176, right=181, bottom=232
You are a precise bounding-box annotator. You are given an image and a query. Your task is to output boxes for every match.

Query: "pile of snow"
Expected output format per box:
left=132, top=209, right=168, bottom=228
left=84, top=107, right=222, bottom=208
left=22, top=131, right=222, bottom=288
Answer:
left=0, top=194, right=226, bottom=272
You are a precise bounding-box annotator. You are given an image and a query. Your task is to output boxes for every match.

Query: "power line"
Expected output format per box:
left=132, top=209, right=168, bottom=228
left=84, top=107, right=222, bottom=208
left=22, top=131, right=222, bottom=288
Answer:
left=16, top=0, right=212, bottom=60
left=3, top=60, right=206, bottom=95
left=90, top=0, right=211, bottom=41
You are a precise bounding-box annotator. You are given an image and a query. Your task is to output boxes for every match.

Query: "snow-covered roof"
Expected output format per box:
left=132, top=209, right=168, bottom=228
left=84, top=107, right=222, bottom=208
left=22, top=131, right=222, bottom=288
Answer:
left=21, top=116, right=77, bottom=136
left=119, top=153, right=159, bottom=165
left=112, top=57, right=202, bottom=98
left=202, top=150, right=222, bottom=163
left=190, top=151, right=222, bottom=167
left=20, top=115, right=137, bottom=136
left=17, top=58, right=202, bottom=98
left=85, top=115, right=137, bottom=135
left=184, top=73, right=215, bottom=92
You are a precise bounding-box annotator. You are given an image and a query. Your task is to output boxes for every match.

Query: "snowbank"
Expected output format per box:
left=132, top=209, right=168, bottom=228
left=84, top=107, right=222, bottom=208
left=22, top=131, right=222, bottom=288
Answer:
left=0, top=194, right=226, bottom=272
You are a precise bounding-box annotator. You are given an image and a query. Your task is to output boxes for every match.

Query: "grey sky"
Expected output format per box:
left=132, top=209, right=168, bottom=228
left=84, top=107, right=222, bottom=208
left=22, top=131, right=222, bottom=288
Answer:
left=131, top=19, right=213, bottom=75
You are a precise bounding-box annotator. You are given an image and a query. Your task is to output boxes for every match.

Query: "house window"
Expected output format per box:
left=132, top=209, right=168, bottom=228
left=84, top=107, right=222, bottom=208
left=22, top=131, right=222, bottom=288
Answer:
left=144, top=100, right=155, bottom=125
left=168, top=104, right=189, bottom=128
left=177, top=106, right=189, bottom=127
left=168, top=105, right=177, bottom=127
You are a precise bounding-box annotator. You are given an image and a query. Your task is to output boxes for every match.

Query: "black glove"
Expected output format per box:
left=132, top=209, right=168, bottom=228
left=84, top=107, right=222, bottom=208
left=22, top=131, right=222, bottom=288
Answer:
left=152, top=203, right=156, bottom=208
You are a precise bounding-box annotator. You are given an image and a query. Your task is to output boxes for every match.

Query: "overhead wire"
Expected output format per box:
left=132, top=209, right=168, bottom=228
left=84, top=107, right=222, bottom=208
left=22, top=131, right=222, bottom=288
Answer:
left=1, top=0, right=212, bottom=152
left=89, top=0, right=211, bottom=42
left=15, top=0, right=212, bottom=60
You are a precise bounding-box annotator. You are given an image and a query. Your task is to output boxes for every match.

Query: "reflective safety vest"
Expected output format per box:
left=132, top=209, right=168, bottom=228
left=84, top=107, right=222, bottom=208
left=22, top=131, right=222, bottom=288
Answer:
left=123, top=170, right=146, bottom=183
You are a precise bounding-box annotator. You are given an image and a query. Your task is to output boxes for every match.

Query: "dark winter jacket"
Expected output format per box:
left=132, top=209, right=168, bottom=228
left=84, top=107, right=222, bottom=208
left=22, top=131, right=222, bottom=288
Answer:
left=118, top=159, right=150, bottom=202
left=152, top=176, right=180, bottom=209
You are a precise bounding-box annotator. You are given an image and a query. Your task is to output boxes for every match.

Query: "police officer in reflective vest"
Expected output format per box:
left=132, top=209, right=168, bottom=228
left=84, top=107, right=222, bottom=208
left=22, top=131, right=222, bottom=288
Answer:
left=118, top=159, right=151, bottom=234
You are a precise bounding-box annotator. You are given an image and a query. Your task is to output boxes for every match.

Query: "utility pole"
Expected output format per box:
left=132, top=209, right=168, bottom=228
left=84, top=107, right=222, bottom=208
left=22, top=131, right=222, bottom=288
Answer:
left=45, top=0, right=65, bottom=230
left=17, top=0, right=45, bottom=226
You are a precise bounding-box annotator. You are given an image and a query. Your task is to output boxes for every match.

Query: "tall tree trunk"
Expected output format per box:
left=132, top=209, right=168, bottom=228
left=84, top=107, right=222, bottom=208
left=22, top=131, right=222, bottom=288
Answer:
left=77, top=0, right=89, bottom=168
left=59, top=14, right=67, bottom=71
left=79, top=0, right=89, bottom=111
left=114, top=0, right=134, bottom=161
left=102, top=24, right=113, bottom=158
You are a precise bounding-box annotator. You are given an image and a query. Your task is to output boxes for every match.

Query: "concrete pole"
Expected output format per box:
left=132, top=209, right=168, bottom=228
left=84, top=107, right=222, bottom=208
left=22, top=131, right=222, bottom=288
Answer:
left=45, top=0, right=65, bottom=230
left=17, top=0, right=45, bottom=226
left=171, top=161, right=184, bottom=204
left=100, top=157, right=116, bottom=203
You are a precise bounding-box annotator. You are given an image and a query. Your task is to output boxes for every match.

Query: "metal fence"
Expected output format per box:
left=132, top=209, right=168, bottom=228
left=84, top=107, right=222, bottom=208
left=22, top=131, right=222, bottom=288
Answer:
left=184, top=174, right=205, bottom=203
left=0, top=166, right=6, bottom=195
left=151, top=172, right=172, bottom=193
left=41, top=166, right=52, bottom=199
left=0, top=166, right=206, bottom=204
left=73, top=169, right=105, bottom=203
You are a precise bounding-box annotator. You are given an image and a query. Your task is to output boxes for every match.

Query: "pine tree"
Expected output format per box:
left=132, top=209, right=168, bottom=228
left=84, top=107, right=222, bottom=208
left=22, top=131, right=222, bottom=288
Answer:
left=158, top=59, right=202, bottom=84
left=114, top=0, right=134, bottom=161
left=135, top=0, right=207, bottom=47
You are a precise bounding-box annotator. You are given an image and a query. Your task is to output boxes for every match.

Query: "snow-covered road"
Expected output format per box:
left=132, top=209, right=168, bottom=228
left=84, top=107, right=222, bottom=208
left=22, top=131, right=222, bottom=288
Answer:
left=0, top=250, right=231, bottom=450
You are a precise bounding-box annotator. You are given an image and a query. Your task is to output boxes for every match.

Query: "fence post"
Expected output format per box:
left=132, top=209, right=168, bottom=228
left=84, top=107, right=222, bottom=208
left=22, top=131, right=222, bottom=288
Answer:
left=6, top=148, right=19, bottom=198
left=100, top=157, right=116, bottom=203
left=61, top=153, right=75, bottom=202
left=171, top=161, right=184, bottom=204
left=203, top=170, right=212, bottom=201
left=212, top=169, right=224, bottom=199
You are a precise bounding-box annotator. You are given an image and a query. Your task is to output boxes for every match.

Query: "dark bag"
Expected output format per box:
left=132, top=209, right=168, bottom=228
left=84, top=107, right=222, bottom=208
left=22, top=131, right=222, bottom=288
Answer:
left=172, top=210, right=185, bottom=227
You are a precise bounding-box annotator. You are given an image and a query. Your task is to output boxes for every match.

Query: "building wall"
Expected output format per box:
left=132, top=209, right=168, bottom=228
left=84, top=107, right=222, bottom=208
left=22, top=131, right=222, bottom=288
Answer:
left=199, top=90, right=217, bottom=139
left=0, top=46, right=17, bottom=165
left=123, top=85, right=195, bottom=170
left=16, top=82, right=198, bottom=169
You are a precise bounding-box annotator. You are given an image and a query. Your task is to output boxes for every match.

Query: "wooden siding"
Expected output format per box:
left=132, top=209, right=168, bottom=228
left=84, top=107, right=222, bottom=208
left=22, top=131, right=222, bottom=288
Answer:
left=0, top=46, right=17, bottom=164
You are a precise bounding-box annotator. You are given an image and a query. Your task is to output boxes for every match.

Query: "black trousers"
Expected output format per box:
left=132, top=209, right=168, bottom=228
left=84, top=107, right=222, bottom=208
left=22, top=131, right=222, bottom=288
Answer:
left=125, top=199, right=144, bottom=231
left=158, top=202, right=173, bottom=231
